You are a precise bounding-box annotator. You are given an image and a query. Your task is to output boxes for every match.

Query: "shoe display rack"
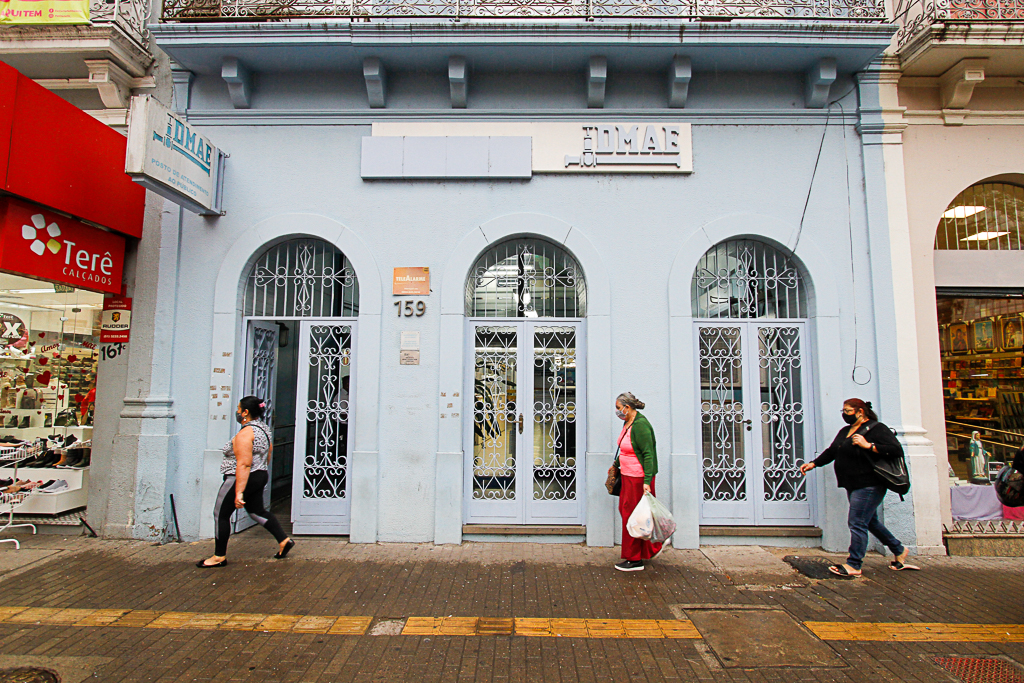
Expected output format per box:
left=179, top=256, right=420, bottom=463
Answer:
left=0, top=440, right=90, bottom=517
left=0, top=441, right=42, bottom=548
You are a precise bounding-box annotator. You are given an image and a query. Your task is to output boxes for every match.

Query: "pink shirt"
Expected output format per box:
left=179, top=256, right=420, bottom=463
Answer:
left=618, top=425, right=645, bottom=478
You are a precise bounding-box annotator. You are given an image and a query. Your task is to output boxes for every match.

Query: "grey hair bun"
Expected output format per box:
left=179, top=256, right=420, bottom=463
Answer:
left=616, top=392, right=645, bottom=410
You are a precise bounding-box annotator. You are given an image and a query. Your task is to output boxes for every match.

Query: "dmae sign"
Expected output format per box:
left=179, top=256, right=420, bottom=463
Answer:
left=370, top=122, right=693, bottom=174
left=125, top=95, right=227, bottom=215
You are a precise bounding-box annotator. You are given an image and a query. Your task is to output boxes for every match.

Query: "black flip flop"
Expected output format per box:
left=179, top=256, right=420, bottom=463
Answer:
left=828, top=564, right=861, bottom=579
left=274, top=539, right=295, bottom=560
left=196, top=559, right=227, bottom=568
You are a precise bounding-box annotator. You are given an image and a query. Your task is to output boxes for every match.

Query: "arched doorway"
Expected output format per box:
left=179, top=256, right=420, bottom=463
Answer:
left=463, top=238, right=587, bottom=525
left=933, top=182, right=1024, bottom=484
left=692, top=239, right=815, bottom=526
left=241, top=237, right=359, bottom=534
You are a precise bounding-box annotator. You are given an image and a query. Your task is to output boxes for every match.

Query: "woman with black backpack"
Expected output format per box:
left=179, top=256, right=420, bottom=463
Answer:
left=799, top=398, right=919, bottom=578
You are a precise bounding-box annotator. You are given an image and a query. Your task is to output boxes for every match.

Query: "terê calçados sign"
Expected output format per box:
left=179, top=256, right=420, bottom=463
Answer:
left=0, top=198, right=125, bottom=294
left=125, top=95, right=227, bottom=215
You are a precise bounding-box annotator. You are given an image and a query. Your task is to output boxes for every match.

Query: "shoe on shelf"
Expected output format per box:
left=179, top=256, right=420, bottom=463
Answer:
left=63, top=434, right=78, bottom=447
left=4, top=416, right=16, bottom=429
left=43, top=414, right=52, bottom=428
left=17, top=416, right=29, bottom=429
left=614, top=560, right=644, bottom=572
left=39, top=479, right=67, bottom=493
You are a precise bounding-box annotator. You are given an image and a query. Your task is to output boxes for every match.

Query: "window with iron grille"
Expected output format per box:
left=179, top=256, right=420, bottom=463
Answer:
left=691, top=239, right=807, bottom=319
left=935, top=183, right=1024, bottom=251
left=465, top=238, right=587, bottom=318
left=243, top=238, right=359, bottom=317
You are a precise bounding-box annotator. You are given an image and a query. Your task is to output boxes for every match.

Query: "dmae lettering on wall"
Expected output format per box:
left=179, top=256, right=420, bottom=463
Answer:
left=0, top=198, right=125, bottom=295
left=370, top=122, right=693, bottom=174
left=126, top=95, right=227, bottom=215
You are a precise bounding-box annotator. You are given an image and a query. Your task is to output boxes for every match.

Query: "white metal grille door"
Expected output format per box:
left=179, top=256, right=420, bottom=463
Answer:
left=234, top=320, right=279, bottom=532
left=465, top=321, right=585, bottom=525
left=292, top=321, right=354, bottom=534
left=697, top=322, right=812, bottom=526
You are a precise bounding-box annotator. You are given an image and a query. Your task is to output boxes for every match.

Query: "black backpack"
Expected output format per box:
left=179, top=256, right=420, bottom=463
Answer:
left=858, top=421, right=911, bottom=499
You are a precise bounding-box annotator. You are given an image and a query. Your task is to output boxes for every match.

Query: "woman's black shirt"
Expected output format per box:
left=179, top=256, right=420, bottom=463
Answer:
left=812, top=421, right=904, bottom=491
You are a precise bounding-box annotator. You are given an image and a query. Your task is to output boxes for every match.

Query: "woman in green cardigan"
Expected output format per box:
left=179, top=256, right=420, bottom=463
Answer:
left=610, top=392, right=662, bottom=571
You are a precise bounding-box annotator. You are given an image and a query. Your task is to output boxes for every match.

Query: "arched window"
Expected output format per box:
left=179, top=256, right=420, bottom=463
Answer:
left=243, top=238, right=359, bottom=317
left=935, top=183, right=1024, bottom=251
left=466, top=238, right=586, bottom=318
left=691, top=239, right=806, bottom=319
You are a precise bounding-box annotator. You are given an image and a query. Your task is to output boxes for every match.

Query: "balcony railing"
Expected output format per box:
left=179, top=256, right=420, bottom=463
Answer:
left=895, top=0, right=1024, bottom=46
left=91, top=0, right=149, bottom=45
left=161, top=0, right=886, bottom=22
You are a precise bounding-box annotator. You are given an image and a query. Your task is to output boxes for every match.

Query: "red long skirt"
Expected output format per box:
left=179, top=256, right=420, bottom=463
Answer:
left=619, top=475, right=663, bottom=561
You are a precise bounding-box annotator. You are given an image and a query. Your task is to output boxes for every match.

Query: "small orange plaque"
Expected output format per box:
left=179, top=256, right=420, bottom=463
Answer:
left=393, top=267, right=430, bottom=296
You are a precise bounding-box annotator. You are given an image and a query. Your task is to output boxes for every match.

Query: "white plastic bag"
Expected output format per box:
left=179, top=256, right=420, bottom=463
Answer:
left=626, top=494, right=654, bottom=539
left=647, top=494, right=677, bottom=543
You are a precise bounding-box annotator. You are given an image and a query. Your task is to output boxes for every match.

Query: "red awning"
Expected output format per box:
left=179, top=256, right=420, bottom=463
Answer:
left=0, top=62, right=145, bottom=239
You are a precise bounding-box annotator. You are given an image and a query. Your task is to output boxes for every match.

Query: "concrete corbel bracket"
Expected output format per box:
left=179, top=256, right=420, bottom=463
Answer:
left=170, top=61, right=194, bottom=114
left=449, top=56, right=467, bottom=109
left=588, top=56, right=607, bottom=109
left=940, top=58, right=987, bottom=123
left=668, top=55, right=691, bottom=109
left=85, top=59, right=133, bottom=109
left=363, top=57, right=387, bottom=109
left=805, top=57, right=837, bottom=109
left=221, top=57, right=252, bottom=110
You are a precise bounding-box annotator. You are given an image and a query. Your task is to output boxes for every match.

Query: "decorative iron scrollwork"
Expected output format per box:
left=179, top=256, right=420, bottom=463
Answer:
left=692, top=240, right=805, bottom=319
left=302, top=324, right=352, bottom=500
left=699, top=326, right=747, bottom=502
left=467, top=238, right=586, bottom=319
left=531, top=326, right=578, bottom=502
left=473, top=326, right=519, bottom=501
left=245, top=239, right=359, bottom=318
left=758, top=326, right=807, bottom=503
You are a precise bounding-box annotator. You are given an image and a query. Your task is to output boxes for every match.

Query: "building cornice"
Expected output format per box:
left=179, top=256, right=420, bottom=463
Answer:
left=182, top=107, right=862, bottom=126
left=0, top=24, right=153, bottom=76
left=151, top=19, right=896, bottom=48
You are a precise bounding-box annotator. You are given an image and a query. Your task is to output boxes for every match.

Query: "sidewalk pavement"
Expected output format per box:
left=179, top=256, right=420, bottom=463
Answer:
left=0, top=527, right=1021, bottom=682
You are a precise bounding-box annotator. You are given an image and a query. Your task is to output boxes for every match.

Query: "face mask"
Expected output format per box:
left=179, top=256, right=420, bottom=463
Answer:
left=615, top=409, right=627, bottom=421
left=841, top=412, right=857, bottom=425
left=235, top=412, right=245, bottom=425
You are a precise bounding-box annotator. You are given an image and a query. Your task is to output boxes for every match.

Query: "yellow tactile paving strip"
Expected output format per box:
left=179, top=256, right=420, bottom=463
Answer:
left=1, top=607, right=1022, bottom=642
left=806, top=622, right=1024, bottom=642
left=401, top=617, right=701, bottom=638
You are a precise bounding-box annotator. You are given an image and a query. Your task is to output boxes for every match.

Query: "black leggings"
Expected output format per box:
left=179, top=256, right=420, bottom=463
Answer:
left=214, top=470, right=287, bottom=556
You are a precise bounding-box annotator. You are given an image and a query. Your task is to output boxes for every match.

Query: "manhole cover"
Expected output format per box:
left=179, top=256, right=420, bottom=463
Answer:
left=784, top=555, right=837, bottom=580
left=934, top=657, right=1024, bottom=683
left=687, top=609, right=844, bottom=668
left=0, top=668, right=60, bottom=683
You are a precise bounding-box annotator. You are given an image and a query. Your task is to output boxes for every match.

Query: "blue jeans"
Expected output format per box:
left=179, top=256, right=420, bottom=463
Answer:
left=846, top=486, right=904, bottom=570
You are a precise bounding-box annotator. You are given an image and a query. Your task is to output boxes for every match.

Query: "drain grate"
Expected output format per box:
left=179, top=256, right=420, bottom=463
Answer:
left=0, top=668, right=60, bottom=682
left=934, top=657, right=1024, bottom=683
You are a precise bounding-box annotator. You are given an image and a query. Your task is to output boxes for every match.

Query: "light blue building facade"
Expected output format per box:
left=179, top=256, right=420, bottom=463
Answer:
left=87, top=8, right=947, bottom=555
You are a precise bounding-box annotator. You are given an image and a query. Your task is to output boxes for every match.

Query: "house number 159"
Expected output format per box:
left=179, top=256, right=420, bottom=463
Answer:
left=395, top=300, right=426, bottom=317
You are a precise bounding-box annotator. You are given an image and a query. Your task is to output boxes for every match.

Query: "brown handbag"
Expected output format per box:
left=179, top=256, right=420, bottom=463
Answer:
left=605, top=445, right=622, bottom=496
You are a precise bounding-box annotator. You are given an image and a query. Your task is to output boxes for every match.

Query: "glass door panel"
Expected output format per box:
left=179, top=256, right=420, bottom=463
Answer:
left=468, top=325, right=522, bottom=523
left=757, top=324, right=811, bottom=523
left=527, top=323, right=583, bottom=524
left=698, top=325, right=753, bottom=522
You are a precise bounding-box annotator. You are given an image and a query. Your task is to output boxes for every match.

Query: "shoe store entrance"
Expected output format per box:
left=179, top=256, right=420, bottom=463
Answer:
left=463, top=239, right=587, bottom=526
left=692, top=240, right=817, bottom=527
left=239, top=239, right=359, bottom=536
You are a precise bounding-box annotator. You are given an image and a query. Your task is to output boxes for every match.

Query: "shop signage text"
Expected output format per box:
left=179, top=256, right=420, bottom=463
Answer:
left=125, top=95, right=227, bottom=215
left=0, top=314, right=26, bottom=348
left=100, top=295, right=132, bottom=343
left=370, top=122, right=693, bottom=174
left=393, top=267, right=430, bottom=295
left=0, top=198, right=125, bottom=295
left=0, top=0, right=88, bottom=25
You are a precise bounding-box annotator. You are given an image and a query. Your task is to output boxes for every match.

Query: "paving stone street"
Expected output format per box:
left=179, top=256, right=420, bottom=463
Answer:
left=0, top=528, right=1021, bottom=682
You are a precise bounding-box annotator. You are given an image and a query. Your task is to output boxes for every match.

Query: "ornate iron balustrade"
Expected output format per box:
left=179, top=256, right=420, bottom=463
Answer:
left=162, top=0, right=885, bottom=22
left=91, top=0, right=149, bottom=45
left=895, top=0, right=1024, bottom=47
